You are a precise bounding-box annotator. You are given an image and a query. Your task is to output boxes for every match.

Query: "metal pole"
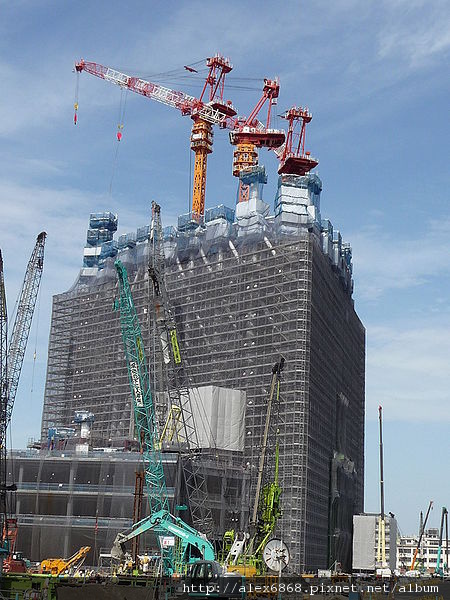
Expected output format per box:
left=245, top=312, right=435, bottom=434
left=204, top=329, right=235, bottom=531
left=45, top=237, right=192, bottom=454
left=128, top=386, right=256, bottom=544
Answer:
left=378, top=406, right=384, bottom=521
left=251, top=357, right=284, bottom=525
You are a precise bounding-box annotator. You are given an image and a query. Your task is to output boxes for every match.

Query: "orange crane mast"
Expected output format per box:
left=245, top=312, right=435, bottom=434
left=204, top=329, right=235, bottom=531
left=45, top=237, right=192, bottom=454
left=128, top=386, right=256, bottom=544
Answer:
left=75, top=55, right=236, bottom=223
left=229, top=78, right=285, bottom=202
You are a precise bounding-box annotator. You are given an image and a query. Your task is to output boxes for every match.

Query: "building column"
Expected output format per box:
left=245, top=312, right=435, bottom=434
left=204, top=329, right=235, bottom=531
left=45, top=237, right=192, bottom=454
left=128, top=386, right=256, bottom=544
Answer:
left=15, top=465, right=24, bottom=514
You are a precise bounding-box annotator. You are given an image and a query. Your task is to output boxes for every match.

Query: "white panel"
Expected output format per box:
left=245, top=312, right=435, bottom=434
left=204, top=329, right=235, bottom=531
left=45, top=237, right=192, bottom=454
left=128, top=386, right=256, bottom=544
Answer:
left=353, top=515, right=376, bottom=571
left=190, top=385, right=245, bottom=451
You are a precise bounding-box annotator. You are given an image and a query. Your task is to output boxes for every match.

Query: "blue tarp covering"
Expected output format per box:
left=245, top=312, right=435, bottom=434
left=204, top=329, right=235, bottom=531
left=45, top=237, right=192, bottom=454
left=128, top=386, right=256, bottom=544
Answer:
left=118, top=232, right=137, bottom=249
left=178, top=212, right=199, bottom=231
left=205, top=204, right=235, bottom=223
left=89, top=212, right=118, bottom=231
left=86, top=229, right=99, bottom=246
left=163, top=226, right=177, bottom=240
left=136, top=225, right=150, bottom=242
left=99, top=240, right=118, bottom=258
left=321, top=218, right=333, bottom=236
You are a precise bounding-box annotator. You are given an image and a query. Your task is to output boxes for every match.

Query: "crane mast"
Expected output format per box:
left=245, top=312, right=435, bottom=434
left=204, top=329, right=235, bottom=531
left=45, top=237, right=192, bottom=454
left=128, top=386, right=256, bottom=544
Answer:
left=251, top=358, right=284, bottom=527
left=224, top=358, right=285, bottom=572
left=149, top=201, right=214, bottom=538
left=0, top=250, right=8, bottom=554
left=277, top=106, right=318, bottom=175
left=376, top=405, right=387, bottom=569
left=435, top=506, right=448, bottom=576
left=114, top=260, right=168, bottom=516
left=410, top=500, right=433, bottom=571
left=76, top=56, right=236, bottom=222
left=0, top=234, right=45, bottom=558
left=5, top=232, right=46, bottom=428
left=229, top=78, right=285, bottom=203
left=113, top=260, right=214, bottom=574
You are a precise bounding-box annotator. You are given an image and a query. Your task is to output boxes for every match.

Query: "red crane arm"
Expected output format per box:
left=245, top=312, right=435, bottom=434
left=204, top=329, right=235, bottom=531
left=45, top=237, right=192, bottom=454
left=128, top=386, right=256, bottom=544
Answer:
left=75, top=59, right=233, bottom=126
left=243, top=78, right=279, bottom=128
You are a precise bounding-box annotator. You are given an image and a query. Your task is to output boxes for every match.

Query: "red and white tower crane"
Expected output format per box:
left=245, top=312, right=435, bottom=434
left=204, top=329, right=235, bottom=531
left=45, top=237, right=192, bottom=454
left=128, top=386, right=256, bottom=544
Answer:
left=276, top=106, right=318, bottom=175
left=229, top=78, right=285, bottom=202
left=75, top=55, right=236, bottom=222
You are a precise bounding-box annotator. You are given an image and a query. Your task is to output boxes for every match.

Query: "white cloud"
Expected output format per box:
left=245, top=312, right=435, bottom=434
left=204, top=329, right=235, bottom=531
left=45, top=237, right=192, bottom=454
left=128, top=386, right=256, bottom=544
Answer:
left=0, top=176, right=161, bottom=447
left=351, top=218, right=450, bottom=300
left=366, top=321, right=450, bottom=422
left=378, top=0, right=450, bottom=68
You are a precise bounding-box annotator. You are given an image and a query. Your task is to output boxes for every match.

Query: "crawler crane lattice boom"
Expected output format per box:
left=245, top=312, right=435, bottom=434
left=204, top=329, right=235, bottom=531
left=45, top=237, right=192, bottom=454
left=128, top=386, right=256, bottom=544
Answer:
left=149, top=201, right=214, bottom=538
left=114, top=260, right=214, bottom=574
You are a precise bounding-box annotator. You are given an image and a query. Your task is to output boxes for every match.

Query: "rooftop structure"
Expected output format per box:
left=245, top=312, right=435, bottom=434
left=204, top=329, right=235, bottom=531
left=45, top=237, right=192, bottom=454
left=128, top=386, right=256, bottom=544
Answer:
left=41, top=170, right=365, bottom=572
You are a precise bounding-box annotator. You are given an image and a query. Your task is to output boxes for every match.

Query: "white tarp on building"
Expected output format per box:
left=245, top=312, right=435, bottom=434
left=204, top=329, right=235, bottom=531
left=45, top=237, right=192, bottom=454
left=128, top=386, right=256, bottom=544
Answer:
left=190, top=386, right=245, bottom=452
left=353, top=514, right=376, bottom=571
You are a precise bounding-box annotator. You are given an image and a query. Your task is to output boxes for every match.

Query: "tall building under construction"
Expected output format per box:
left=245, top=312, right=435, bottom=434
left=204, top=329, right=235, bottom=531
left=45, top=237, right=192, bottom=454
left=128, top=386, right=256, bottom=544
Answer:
left=40, top=171, right=365, bottom=572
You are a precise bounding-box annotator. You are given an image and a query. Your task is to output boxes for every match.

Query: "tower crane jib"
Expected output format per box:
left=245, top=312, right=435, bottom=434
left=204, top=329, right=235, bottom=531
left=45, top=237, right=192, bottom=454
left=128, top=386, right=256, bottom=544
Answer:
left=75, top=57, right=236, bottom=222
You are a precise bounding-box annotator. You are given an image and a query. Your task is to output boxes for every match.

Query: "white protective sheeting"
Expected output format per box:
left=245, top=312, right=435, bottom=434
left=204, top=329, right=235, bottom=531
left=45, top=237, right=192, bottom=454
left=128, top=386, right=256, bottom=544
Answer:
left=190, top=385, right=246, bottom=452
left=235, top=198, right=270, bottom=237
left=352, top=514, right=376, bottom=571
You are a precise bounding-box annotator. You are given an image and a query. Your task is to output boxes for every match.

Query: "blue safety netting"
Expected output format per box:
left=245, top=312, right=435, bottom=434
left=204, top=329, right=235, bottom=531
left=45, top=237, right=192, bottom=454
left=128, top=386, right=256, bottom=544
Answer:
left=89, top=212, right=118, bottom=232
left=205, top=205, right=235, bottom=223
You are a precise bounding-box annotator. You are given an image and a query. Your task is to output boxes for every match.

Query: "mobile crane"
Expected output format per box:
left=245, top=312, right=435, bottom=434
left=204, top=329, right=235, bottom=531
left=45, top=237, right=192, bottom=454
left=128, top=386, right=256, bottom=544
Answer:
left=113, top=259, right=215, bottom=575
left=148, top=201, right=214, bottom=538
left=435, top=506, right=448, bottom=577
left=40, top=546, right=91, bottom=576
left=409, top=500, right=433, bottom=573
left=0, top=233, right=46, bottom=564
left=223, top=358, right=288, bottom=575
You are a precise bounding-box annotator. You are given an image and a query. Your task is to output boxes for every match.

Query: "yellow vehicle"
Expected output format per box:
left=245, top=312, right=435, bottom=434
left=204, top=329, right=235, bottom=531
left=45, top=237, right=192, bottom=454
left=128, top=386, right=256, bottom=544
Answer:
left=40, top=546, right=91, bottom=576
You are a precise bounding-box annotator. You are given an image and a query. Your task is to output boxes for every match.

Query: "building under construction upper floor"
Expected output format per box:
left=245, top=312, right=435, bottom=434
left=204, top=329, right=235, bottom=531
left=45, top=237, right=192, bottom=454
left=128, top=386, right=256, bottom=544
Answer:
left=78, top=171, right=353, bottom=295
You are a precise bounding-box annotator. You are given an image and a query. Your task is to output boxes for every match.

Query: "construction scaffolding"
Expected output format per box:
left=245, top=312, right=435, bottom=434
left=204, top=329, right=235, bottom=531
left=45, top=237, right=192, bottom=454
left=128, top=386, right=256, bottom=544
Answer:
left=40, top=172, right=365, bottom=572
left=7, top=449, right=246, bottom=563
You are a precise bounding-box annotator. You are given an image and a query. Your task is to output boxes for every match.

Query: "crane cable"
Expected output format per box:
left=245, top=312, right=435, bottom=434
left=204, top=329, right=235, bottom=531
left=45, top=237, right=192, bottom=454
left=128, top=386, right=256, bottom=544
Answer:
left=109, top=88, right=128, bottom=195
left=29, top=281, right=42, bottom=406
left=188, top=144, right=193, bottom=214
left=74, top=70, right=80, bottom=125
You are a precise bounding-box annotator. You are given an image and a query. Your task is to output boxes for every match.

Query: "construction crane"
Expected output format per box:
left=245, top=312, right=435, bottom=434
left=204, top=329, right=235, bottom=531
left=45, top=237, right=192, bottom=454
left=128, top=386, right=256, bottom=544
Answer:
left=435, top=506, right=448, bottom=577
left=224, top=358, right=287, bottom=575
left=0, top=233, right=46, bottom=561
left=410, top=500, right=433, bottom=572
left=0, top=249, right=8, bottom=559
left=229, top=79, right=285, bottom=203
left=276, top=106, right=318, bottom=175
left=40, top=546, right=91, bottom=576
left=113, top=259, right=215, bottom=575
left=75, top=56, right=236, bottom=222
left=148, top=201, right=214, bottom=538
left=376, top=405, right=388, bottom=572
left=4, top=232, right=46, bottom=429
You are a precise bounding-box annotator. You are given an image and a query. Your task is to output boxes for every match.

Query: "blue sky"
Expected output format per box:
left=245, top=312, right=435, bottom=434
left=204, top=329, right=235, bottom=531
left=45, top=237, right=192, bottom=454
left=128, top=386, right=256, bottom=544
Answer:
left=0, top=1, right=448, bottom=536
